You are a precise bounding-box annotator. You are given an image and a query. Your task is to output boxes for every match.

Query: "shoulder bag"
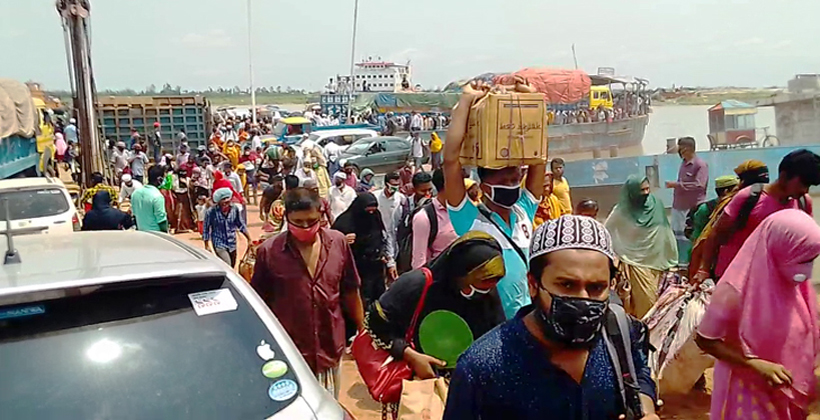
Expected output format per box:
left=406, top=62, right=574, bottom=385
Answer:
left=352, top=267, right=434, bottom=404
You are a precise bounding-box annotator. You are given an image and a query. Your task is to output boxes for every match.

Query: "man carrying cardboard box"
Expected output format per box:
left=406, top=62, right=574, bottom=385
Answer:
left=443, top=80, right=546, bottom=319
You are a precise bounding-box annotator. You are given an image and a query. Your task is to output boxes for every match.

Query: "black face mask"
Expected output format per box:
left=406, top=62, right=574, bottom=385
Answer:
left=535, top=292, right=608, bottom=349
left=485, top=184, right=521, bottom=208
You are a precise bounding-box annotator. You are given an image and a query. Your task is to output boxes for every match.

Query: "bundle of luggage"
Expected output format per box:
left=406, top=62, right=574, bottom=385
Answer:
left=642, top=279, right=715, bottom=395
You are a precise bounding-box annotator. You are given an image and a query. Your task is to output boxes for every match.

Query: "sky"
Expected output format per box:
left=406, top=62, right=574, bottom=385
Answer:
left=2, top=0, right=819, bottom=91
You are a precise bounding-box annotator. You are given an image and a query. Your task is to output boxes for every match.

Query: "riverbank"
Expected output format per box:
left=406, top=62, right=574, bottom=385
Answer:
left=653, top=88, right=782, bottom=106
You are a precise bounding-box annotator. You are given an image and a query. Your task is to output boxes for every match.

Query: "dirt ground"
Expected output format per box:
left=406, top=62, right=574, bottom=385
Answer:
left=177, top=200, right=820, bottom=420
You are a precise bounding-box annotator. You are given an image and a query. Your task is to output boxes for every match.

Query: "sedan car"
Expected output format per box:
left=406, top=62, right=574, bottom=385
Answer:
left=338, top=136, right=419, bottom=173
left=0, top=231, right=353, bottom=420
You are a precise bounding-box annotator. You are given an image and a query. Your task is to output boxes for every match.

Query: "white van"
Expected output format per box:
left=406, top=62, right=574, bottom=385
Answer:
left=0, top=177, right=80, bottom=234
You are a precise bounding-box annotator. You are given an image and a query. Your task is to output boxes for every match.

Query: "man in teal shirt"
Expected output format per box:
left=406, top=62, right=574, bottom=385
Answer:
left=131, top=165, right=169, bottom=232
left=442, top=80, right=545, bottom=319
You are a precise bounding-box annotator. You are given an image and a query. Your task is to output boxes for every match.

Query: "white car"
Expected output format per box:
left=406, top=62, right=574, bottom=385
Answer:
left=303, top=128, right=379, bottom=147
left=0, top=177, right=80, bottom=234
left=0, top=231, right=354, bottom=420
left=294, top=128, right=379, bottom=163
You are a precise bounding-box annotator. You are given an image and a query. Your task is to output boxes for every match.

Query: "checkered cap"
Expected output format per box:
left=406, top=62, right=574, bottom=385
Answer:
left=529, top=215, right=615, bottom=262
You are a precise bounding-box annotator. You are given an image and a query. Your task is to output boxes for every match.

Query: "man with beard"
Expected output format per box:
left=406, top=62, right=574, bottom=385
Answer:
left=444, top=215, right=658, bottom=420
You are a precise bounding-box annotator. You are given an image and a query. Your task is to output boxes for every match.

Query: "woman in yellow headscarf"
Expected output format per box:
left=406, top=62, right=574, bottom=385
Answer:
left=464, top=178, right=482, bottom=205
left=222, top=139, right=241, bottom=169
left=688, top=159, right=769, bottom=279
left=534, top=171, right=562, bottom=227
left=430, top=131, right=443, bottom=170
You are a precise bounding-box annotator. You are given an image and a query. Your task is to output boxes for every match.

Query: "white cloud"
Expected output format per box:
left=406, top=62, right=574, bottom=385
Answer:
left=387, top=48, right=424, bottom=63
left=193, top=69, right=228, bottom=77
left=177, top=29, right=233, bottom=48
left=734, top=37, right=764, bottom=47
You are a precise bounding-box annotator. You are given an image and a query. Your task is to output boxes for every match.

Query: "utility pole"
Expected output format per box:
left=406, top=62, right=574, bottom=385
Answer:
left=347, top=0, right=360, bottom=122
left=56, top=0, right=109, bottom=187
left=247, top=0, right=257, bottom=125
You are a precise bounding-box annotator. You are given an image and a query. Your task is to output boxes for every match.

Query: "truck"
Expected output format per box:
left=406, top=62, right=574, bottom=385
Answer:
left=0, top=79, right=54, bottom=179
left=96, top=95, right=212, bottom=150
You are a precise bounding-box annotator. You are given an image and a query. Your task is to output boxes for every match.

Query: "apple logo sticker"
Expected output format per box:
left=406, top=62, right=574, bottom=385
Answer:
left=256, top=340, right=275, bottom=361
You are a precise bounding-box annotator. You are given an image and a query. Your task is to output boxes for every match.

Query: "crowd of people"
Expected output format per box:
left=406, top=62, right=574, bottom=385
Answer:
left=547, top=91, right=650, bottom=126
left=67, top=82, right=820, bottom=419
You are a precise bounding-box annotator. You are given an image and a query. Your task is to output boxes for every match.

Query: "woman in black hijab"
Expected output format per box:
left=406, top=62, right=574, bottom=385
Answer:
left=365, top=231, right=506, bottom=379
left=82, top=190, right=134, bottom=231
left=332, top=192, right=389, bottom=306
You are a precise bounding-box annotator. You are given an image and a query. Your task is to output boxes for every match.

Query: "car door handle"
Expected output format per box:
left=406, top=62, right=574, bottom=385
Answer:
left=53, top=220, right=67, bottom=224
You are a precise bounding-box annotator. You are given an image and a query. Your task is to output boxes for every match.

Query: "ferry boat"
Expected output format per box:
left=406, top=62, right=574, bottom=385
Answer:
left=322, top=66, right=651, bottom=159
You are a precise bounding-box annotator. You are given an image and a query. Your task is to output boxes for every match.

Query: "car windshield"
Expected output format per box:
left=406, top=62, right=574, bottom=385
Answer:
left=0, top=188, right=69, bottom=220
left=0, top=275, right=301, bottom=419
left=345, top=139, right=373, bottom=155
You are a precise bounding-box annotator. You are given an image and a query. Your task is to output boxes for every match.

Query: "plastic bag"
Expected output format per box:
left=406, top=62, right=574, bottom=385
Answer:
left=238, top=240, right=261, bottom=282
left=398, top=377, right=448, bottom=420
left=642, top=280, right=715, bottom=395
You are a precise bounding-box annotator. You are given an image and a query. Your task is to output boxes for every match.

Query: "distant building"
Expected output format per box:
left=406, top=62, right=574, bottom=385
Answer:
left=352, top=59, right=411, bottom=93
left=757, top=74, right=820, bottom=147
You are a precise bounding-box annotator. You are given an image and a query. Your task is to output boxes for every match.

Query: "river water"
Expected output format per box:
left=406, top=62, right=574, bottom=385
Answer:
left=642, top=105, right=776, bottom=155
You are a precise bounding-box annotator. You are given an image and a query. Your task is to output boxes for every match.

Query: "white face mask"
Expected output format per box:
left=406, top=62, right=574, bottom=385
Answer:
left=459, top=285, right=492, bottom=300
left=784, top=261, right=813, bottom=283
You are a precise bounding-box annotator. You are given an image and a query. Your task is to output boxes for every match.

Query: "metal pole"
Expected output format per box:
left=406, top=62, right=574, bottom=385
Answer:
left=61, top=19, right=76, bottom=95
left=572, top=44, right=579, bottom=70
left=247, top=0, right=257, bottom=125
left=346, top=0, right=359, bottom=122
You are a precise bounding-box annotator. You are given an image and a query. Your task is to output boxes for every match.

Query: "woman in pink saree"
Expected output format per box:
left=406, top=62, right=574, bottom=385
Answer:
left=696, top=209, right=820, bottom=420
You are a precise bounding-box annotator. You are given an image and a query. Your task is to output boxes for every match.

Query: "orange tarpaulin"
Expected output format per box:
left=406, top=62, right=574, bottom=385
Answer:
left=494, top=68, right=591, bottom=105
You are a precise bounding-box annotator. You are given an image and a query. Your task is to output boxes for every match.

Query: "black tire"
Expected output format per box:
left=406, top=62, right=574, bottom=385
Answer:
left=762, top=135, right=779, bottom=148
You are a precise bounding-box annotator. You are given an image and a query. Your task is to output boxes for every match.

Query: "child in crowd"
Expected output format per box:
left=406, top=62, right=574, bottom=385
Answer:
left=575, top=198, right=599, bottom=219
left=195, top=195, right=209, bottom=238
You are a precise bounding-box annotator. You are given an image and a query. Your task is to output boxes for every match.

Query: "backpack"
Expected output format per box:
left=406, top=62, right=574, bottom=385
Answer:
left=684, top=199, right=717, bottom=240
left=604, top=304, right=648, bottom=420
left=735, top=183, right=808, bottom=231
left=395, top=200, right=438, bottom=274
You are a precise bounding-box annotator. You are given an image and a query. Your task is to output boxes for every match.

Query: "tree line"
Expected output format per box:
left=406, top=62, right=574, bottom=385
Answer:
left=47, top=84, right=318, bottom=97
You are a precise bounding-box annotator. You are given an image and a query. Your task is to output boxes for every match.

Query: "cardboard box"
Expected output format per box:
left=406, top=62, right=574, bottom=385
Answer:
left=459, top=92, right=548, bottom=169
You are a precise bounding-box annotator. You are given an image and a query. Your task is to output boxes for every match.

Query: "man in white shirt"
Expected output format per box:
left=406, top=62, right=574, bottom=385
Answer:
left=324, top=138, right=344, bottom=175
left=373, top=171, right=407, bottom=262
left=222, top=162, right=243, bottom=194
left=119, top=174, right=143, bottom=203
left=295, top=159, right=317, bottom=185
left=408, top=130, right=425, bottom=170
left=176, top=128, right=188, bottom=150
left=175, top=144, right=191, bottom=168
left=110, top=141, right=130, bottom=181
left=410, top=111, right=423, bottom=131
left=251, top=129, right=262, bottom=151
left=328, top=172, right=357, bottom=219
left=224, top=125, right=238, bottom=142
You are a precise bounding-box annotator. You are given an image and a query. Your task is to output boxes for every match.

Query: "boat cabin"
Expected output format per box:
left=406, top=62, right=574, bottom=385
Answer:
left=707, top=100, right=757, bottom=149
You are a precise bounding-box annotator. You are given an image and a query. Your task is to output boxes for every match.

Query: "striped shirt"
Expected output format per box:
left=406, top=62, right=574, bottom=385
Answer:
left=203, top=204, right=247, bottom=251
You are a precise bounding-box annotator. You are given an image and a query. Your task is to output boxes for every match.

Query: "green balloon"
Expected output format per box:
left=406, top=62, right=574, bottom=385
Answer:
left=418, top=310, right=474, bottom=369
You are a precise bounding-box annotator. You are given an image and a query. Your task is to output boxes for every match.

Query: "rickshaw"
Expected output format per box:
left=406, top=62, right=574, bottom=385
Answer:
left=272, top=116, right=312, bottom=145
left=707, top=100, right=778, bottom=150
